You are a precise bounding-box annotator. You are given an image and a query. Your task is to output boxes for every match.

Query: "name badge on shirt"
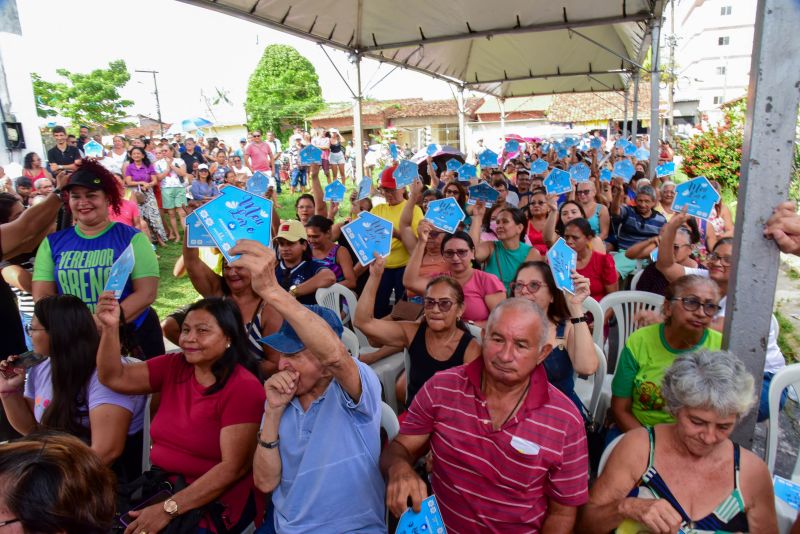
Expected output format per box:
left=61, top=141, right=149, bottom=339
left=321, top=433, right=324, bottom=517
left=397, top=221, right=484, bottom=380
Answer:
left=510, top=436, right=540, bottom=455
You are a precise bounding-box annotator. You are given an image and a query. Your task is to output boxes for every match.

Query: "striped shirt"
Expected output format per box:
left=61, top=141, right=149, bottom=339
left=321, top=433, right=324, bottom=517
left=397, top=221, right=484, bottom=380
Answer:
left=400, top=358, right=589, bottom=533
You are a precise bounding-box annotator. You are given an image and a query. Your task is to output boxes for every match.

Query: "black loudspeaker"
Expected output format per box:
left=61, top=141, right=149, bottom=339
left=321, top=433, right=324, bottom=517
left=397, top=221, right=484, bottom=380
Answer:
left=4, top=122, right=25, bottom=150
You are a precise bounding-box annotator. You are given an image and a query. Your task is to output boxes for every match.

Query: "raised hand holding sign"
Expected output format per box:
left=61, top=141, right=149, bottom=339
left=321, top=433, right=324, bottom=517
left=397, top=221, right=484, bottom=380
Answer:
left=186, top=211, right=216, bottom=248
left=544, top=168, right=572, bottom=196
left=424, top=197, right=465, bottom=234
left=530, top=158, right=548, bottom=175
left=197, top=186, right=273, bottom=262
left=671, top=176, right=720, bottom=220
left=613, top=159, right=636, bottom=182
left=393, top=160, right=419, bottom=188
left=103, top=244, right=135, bottom=299
left=547, top=238, right=577, bottom=294
left=324, top=180, right=347, bottom=202
left=341, top=211, right=393, bottom=266
left=457, top=163, right=477, bottom=181
left=656, top=162, right=676, bottom=177
left=478, top=149, right=499, bottom=169
left=299, top=145, right=323, bottom=165
left=467, top=181, right=500, bottom=208
left=569, top=162, right=591, bottom=183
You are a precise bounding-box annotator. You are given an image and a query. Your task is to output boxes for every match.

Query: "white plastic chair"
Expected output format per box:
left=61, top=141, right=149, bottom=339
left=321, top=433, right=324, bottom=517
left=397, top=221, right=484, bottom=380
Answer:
left=599, top=291, right=665, bottom=364
left=342, top=327, right=360, bottom=360
left=370, top=350, right=406, bottom=413
left=581, top=297, right=605, bottom=349
left=630, top=269, right=644, bottom=291
left=381, top=401, right=400, bottom=441
left=315, top=284, right=375, bottom=353
left=574, top=343, right=610, bottom=423
left=766, top=363, right=800, bottom=477
left=598, top=433, right=625, bottom=475
left=466, top=322, right=482, bottom=341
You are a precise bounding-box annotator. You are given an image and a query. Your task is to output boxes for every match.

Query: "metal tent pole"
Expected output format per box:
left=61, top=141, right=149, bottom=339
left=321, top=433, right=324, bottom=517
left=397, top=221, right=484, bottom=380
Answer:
left=648, top=17, right=661, bottom=178
left=622, top=85, right=629, bottom=139
left=457, top=85, right=467, bottom=153
left=631, top=72, right=640, bottom=140
left=353, top=54, right=365, bottom=181
left=726, top=0, right=800, bottom=446
left=498, top=97, right=506, bottom=135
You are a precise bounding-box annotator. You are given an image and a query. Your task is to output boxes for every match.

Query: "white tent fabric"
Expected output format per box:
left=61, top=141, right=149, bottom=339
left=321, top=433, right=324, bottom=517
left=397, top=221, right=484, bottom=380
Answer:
left=178, top=0, right=663, bottom=98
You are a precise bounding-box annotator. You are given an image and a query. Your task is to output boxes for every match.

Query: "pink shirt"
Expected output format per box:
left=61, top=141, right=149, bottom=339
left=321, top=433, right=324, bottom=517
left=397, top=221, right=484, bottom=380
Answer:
left=401, top=359, right=589, bottom=533
left=245, top=141, right=273, bottom=172
left=108, top=199, right=139, bottom=227
left=434, top=269, right=505, bottom=322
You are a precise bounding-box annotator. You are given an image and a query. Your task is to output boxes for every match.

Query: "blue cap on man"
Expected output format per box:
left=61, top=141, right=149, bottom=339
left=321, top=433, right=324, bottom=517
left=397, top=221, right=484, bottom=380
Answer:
left=260, top=305, right=343, bottom=354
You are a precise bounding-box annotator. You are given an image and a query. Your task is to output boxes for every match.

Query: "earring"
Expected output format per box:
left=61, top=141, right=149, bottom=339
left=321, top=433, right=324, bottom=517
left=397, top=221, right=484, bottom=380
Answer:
left=226, top=343, right=231, bottom=349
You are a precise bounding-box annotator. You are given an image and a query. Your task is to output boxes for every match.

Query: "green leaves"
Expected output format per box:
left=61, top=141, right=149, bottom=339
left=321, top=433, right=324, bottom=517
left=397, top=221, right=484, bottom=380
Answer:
left=31, top=60, right=134, bottom=133
left=245, top=45, right=324, bottom=142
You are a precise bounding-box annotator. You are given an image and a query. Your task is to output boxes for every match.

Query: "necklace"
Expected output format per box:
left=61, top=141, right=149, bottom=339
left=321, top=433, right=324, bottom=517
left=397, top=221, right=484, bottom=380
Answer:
left=481, top=373, right=531, bottom=429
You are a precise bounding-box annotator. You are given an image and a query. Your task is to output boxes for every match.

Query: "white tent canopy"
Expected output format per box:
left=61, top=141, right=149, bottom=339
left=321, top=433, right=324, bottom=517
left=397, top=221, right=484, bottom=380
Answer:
left=178, top=0, right=662, bottom=98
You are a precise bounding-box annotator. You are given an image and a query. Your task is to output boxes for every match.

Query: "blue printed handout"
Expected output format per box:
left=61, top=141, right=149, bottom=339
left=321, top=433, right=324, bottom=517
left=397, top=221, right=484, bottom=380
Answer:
left=426, top=143, right=440, bottom=157
left=672, top=176, right=720, bottom=220
left=389, top=143, right=398, bottom=160
left=590, top=137, right=603, bottom=150
left=569, top=162, right=591, bottom=183
left=615, top=138, right=630, bottom=149
left=357, top=177, right=372, bottom=200
left=530, top=158, right=548, bottom=175
left=341, top=211, right=392, bottom=266
left=197, top=186, right=273, bottom=262
left=547, top=238, right=577, bottom=294
left=563, top=136, right=578, bottom=148
left=83, top=140, right=104, bottom=158
left=478, top=149, right=498, bottom=168
left=650, top=247, right=659, bottom=263
left=557, top=146, right=568, bottom=159
left=467, top=181, right=500, bottom=208
left=656, top=162, right=676, bottom=177
left=457, top=163, right=477, bottom=180
left=299, top=145, right=322, bottom=165
left=540, top=142, right=551, bottom=154
left=544, top=168, right=572, bottom=196
left=247, top=171, right=269, bottom=195
left=600, top=169, right=613, bottom=182
left=103, top=243, right=135, bottom=299
left=185, top=211, right=216, bottom=248
left=397, top=495, right=447, bottom=534
left=425, top=197, right=465, bottom=234
left=504, top=139, right=520, bottom=154
left=324, top=180, right=346, bottom=202
left=635, top=147, right=650, bottom=161
left=613, top=159, right=636, bottom=181
left=393, top=160, right=419, bottom=188
left=624, top=143, right=637, bottom=156
left=774, top=476, right=800, bottom=510
left=446, top=158, right=462, bottom=172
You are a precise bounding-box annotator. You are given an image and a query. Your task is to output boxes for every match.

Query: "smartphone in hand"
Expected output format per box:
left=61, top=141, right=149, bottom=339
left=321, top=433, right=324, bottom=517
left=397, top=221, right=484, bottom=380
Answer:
left=1, top=351, right=46, bottom=379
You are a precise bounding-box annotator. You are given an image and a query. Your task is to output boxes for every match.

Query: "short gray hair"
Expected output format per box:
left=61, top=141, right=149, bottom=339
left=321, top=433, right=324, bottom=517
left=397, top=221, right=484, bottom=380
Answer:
left=636, top=185, right=657, bottom=200
left=660, top=180, right=676, bottom=190
left=485, top=298, right=550, bottom=350
left=661, top=350, right=755, bottom=418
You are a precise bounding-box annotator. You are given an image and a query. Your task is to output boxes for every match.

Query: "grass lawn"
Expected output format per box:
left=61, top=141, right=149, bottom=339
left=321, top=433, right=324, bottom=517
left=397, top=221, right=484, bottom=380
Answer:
left=151, top=185, right=358, bottom=320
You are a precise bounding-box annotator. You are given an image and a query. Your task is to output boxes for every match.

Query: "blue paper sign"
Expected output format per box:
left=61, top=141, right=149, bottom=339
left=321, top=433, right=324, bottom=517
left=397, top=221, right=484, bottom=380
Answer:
left=541, top=142, right=551, bottom=154
left=467, top=181, right=500, bottom=208
left=563, top=136, right=578, bottom=148
left=299, top=145, right=322, bottom=165
left=324, top=180, right=346, bottom=202
left=557, top=147, right=568, bottom=159
left=478, top=149, right=499, bottom=168
left=504, top=139, right=520, bottom=154
left=613, top=159, right=636, bottom=182
left=197, top=186, right=273, bottom=262
left=624, top=143, right=637, bottom=156
left=393, top=160, right=419, bottom=188
left=615, top=138, right=630, bottom=149
left=103, top=243, right=135, bottom=299
left=590, top=137, right=603, bottom=150
left=569, top=162, right=591, bottom=183
left=83, top=139, right=104, bottom=158
left=396, top=495, right=447, bottom=534
left=635, top=147, right=650, bottom=161
left=389, top=143, right=398, bottom=160
left=246, top=171, right=269, bottom=195
left=446, top=158, right=462, bottom=172
left=656, top=162, right=676, bottom=177
left=185, top=211, right=217, bottom=248
left=457, top=163, right=477, bottom=181
left=774, top=476, right=800, bottom=510
left=426, top=144, right=440, bottom=157
left=600, top=168, right=613, bottom=182
left=672, top=176, right=720, bottom=220
left=357, top=176, right=372, bottom=200
left=341, top=211, right=393, bottom=266
left=547, top=238, right=577, bottom=294
left=544, top=168, right=573, bottom=196
left=530, top=158, right=548, bottom=175
left=424, top=197, right=465, bottom=234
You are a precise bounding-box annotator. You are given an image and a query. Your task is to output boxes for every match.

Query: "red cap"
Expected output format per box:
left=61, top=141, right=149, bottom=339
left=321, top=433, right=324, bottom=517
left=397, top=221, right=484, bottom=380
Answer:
left=380, top=164, right=398, bottom=189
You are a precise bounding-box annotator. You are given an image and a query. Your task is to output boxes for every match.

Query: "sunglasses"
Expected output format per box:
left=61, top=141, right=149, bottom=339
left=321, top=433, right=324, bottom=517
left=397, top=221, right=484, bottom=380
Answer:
left=423, top=298, right=455, bottom=312
left=530, top=200, right=547, bottom=206
left=442, top=249, right=470, bottom=259
left=670, top=297, right=722, bottom=317
left=576, top=190, right=592, bottom=195
left=510, top=280, right=544, bottom=294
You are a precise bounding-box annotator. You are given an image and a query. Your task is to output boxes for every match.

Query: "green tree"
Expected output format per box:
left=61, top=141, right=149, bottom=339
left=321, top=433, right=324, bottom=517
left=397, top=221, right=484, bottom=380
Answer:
left=245, top=45, right=323, bottom=142
left=31, top=60, right=134, bottom=133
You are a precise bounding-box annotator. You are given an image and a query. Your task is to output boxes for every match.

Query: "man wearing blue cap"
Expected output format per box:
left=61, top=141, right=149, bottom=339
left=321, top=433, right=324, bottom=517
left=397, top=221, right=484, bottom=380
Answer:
left=230, top=239, right=386, bottom=534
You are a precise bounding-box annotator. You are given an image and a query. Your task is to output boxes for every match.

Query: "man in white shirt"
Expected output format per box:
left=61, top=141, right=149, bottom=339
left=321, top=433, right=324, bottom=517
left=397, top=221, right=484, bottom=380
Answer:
left=155, top=144, right=188, bottom=242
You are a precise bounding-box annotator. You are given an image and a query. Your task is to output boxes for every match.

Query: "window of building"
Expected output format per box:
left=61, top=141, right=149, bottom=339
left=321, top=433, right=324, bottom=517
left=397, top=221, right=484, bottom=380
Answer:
left=718, top=36, right=730, bottom=45
left=716, top=66, right=727, bottom=75
left=713, top=96, right=724, bottom=105
left=720, top=6, right=732, bottom=15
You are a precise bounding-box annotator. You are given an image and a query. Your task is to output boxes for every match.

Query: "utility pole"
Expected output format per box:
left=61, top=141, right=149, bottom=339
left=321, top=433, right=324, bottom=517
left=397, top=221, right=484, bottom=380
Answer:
left=135, top=69, right=163, bottom=137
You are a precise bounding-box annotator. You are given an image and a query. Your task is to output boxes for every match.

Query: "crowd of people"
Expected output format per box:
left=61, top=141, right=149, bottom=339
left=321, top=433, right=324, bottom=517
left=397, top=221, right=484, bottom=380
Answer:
left=0, top=122, right=799, bottom=533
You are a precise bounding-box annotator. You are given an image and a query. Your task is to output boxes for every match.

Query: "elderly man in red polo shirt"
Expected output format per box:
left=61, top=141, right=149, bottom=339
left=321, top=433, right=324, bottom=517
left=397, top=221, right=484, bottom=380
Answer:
left=381, top=298, right=589, bottom=533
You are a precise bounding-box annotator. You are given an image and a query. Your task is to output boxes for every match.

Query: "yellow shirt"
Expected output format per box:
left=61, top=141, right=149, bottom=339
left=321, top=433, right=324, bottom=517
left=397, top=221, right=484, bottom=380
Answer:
left=371, top=200, right=423, bottom=269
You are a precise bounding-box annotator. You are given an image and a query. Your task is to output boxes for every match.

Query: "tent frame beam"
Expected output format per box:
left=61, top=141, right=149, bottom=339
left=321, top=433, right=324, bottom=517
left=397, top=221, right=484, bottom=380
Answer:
left=360, top=12, right=651, bottom=52
left=567, top=28, right=645, bottom=70
left=465, top=69, right=627, bottom=88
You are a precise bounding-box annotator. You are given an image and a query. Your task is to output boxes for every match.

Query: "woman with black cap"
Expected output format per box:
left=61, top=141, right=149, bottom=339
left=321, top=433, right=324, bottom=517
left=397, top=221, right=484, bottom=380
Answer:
left=31, top=159, right=164, bottom=358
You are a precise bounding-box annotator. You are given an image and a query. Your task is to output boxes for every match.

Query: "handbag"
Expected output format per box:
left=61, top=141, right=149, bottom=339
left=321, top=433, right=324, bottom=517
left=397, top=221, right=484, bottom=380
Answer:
left=390, top=299, right=423, bottom=321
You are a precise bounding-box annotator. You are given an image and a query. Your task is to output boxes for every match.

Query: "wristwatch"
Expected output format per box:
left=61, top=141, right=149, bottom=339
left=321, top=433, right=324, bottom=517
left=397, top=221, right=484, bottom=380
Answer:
left=257, top=435, right=280, bottom=449
left=289, top=284, right=298, bottom=298
left=51, top=187, right=62, bottom=196
left=163, top=498, right=178, bottom=516
left=570, top=316, right=588, bottom=324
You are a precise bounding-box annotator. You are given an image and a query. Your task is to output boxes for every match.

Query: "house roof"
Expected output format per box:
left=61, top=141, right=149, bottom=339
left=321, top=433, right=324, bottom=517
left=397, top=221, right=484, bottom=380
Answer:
left=308, top=97, right=483, bottom=122
left=546, top=84, right=652, bottom=123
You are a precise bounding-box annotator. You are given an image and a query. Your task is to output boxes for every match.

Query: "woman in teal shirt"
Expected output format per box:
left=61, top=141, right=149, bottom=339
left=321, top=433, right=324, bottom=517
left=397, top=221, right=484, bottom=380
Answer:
left=469, top=204, right=541, bottom=292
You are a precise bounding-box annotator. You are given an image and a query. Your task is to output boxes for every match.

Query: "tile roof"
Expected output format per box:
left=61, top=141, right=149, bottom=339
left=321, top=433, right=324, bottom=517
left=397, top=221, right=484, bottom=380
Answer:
left=546, top=85, right=652, bottom=123
left=308, top=98, right=482, bottom=121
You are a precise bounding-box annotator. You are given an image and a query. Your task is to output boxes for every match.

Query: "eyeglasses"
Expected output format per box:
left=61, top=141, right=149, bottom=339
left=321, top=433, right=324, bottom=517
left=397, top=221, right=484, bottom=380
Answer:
left=670, top=297, right=722, bottom=317
left=25, top=324, right=46, bottom=336
left=510, top=280, right=544, bottom=294
left=0, top=518, right=20, bottom=527
left=423, top=298, right=455, bottom=312
left=530, top=200, right=547, bottom=206
left=576, top=190, right=592, bottom=196
left=253, top=134, right=261, bottom=137
left=707, top=252, right=732, bottom=266
left=442, top=249, right=470, bottom=260
left=444, top=189, right=459, bottom=195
